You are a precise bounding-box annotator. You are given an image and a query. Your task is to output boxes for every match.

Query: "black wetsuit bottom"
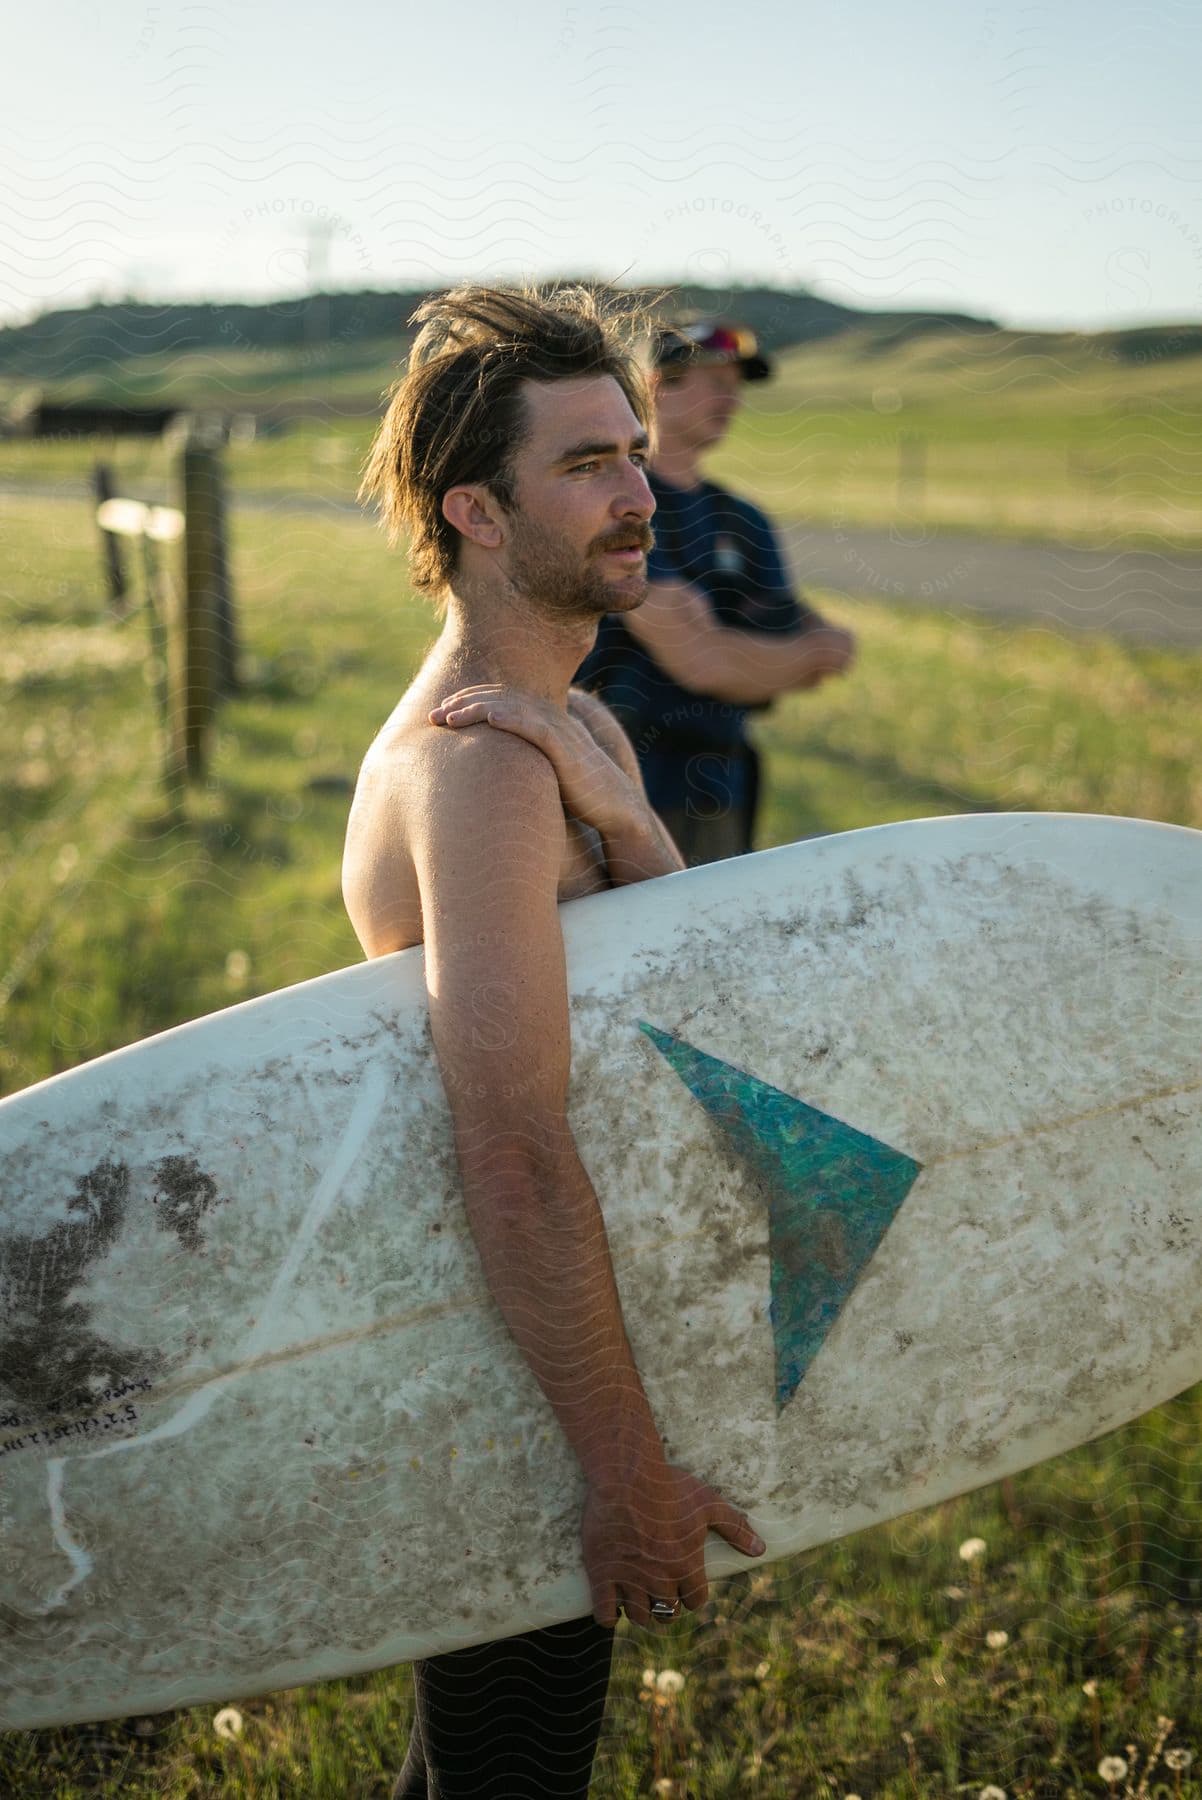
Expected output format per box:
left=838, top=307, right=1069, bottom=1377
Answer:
left=391, top=1615, right=616, bottom=1799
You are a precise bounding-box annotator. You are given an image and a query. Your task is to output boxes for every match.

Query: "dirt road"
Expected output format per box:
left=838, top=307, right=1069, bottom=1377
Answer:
left=780, top=520, right=1202, bottom=647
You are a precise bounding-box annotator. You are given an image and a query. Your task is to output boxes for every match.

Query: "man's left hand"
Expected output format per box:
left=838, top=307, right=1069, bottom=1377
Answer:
left=429, top=685, right=643, bottom=841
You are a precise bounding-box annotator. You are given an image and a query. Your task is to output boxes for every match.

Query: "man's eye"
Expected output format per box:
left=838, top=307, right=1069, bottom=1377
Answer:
left=569, top=460, right=599, bottom=474
left=630, top=451, right=649, bottom=468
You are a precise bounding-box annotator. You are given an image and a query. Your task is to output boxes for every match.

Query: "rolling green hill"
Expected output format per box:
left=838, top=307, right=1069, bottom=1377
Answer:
left=2, top=287, right=1198, bottom=429
left=0, top=283, right=992, bottom=418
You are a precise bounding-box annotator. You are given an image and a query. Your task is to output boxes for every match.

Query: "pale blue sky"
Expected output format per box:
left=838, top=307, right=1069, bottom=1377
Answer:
left=4, top=0, right=1200, bottom=331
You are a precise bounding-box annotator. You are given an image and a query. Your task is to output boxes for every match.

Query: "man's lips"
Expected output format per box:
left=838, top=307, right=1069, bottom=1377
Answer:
left=595, top=535, right=651, bottom=559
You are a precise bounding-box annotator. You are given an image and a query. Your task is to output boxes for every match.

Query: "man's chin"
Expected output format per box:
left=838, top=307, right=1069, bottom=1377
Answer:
left=600, top=570, right=649, bottom=613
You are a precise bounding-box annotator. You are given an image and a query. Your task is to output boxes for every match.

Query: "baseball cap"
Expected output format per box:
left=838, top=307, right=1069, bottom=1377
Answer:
left=653, top=317, right=773, bottom=382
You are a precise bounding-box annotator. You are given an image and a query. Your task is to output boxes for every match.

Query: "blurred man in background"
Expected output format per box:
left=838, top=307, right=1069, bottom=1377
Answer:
left=575, top=317, right=856, bottom=864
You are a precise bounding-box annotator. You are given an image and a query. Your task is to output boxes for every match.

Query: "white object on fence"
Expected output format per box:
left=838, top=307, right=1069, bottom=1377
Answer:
left=96, top=498, right=184, bottom=542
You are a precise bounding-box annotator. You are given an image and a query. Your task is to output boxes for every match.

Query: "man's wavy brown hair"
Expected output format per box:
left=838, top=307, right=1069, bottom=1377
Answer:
left=358, top=283, right=653, bottom=604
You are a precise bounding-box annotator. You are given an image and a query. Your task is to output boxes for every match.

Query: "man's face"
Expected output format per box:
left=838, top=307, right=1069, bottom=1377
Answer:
left=653, top=360, right=744, bottom=456
left=500, top=375, right=657, bottom=621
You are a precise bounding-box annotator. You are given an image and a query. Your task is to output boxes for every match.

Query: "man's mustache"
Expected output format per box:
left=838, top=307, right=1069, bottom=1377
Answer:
left=591, top=526, right=656, bottom=555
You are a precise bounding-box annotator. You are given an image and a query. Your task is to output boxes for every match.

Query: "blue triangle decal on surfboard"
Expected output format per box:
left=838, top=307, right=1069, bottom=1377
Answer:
left=639, top=1023, right=922, bottom=1413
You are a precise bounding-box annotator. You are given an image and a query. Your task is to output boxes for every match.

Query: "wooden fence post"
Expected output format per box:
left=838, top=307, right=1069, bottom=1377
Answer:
left=92, top=462, right=128, bottom=614
left=209, top=443, right=239, bottom=698
left=169, top=419, right=227, bottom=785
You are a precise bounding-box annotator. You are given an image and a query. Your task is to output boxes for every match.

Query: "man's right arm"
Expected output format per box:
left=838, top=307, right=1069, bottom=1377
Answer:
left=413, top=727, right=663, bottom=1482
left=411, top=728, right=765, bottom=1624
left=623, top=578, right=855, bottom=703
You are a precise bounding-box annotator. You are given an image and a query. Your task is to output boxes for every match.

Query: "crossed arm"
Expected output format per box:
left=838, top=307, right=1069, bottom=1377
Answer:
left=621, top=578, right=856, bottom=703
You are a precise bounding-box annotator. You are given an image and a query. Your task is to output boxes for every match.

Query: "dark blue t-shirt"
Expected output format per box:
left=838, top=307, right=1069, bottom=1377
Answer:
left=574, top=472, right=811, bottom=811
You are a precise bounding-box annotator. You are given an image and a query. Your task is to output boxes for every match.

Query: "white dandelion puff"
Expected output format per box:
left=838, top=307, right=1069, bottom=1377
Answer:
left=959, top=1537, right=987, bottom=1562
left=213, top=1706, right=243, bottom=1741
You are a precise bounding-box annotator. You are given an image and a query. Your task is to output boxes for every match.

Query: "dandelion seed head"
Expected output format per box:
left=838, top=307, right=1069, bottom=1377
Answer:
left=51, top=844, right=79, bottom=885
left=1098, top=1755, right=1128, bottom=1783
left=979, top=1786, right=1008, bottom=1799
left=656, top=1669, right=685, bottom=1696
left=642, top=1667, right=657, bottom=1689
left=213, top=1706, right=243, bottom=1742
left=986, top=1630, right=1009, bottom=1649
left=959, top=1536, right=987, bottom=1562
left=1165, top=1747, right=1193, bottom=1770
left=1082, top=1678, right=1099, bottom=1697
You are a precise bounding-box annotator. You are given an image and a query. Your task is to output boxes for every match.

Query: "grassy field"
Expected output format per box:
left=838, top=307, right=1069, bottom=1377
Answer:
left=2, top=475, right=1202, bottom=1797
left=3, top=323, right=1202, bottom=552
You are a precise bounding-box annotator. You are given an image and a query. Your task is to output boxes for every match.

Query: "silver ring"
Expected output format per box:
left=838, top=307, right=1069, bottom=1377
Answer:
left=650, top=1598, right=680, bottom=1620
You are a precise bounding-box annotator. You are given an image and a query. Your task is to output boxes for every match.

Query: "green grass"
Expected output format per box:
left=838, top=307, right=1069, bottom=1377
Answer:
left=2, top=492, right=1202, bottom=1795
left=708, top=325, right=1202, bottom=551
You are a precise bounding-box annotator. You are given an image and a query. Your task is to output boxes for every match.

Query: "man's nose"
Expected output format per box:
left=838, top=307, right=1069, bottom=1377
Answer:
left=616, top=462, right=656, bottom=520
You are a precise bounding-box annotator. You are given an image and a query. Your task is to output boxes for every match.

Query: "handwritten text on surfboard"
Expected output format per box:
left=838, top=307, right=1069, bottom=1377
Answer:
left=0, top=1377, right=153, bottom=1456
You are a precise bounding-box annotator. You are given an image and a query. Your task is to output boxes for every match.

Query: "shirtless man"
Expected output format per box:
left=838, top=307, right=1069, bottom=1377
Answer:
left=342, top=285, right=770, bottom=1799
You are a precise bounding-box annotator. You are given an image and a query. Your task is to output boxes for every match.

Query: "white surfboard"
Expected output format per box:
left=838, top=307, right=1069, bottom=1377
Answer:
left=1, top=813, right=1199, bottom=1730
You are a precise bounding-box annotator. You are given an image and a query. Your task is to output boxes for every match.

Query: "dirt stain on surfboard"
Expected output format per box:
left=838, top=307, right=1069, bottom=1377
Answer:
left=0, top=1153, right=222, bottom=1418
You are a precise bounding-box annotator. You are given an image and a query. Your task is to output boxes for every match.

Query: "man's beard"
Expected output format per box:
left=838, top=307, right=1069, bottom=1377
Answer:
left=504, top=510, right=651, bottom=621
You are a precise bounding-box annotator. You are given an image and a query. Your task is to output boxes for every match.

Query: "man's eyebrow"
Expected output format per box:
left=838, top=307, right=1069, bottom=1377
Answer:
left=552, top=432, right=651, bottom=464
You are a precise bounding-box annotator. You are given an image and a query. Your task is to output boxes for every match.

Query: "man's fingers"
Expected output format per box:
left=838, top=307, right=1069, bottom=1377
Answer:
left=709, top=1502, right=767, bottom=1558
left=428, top=689, right=504, bottom=720
left=429, top=702, right=493, bottom=727
left=433, top=684, right=507, bottom=703
left=430, top=700, right=530, bottom=733
left=618, top=1589, right=651, bottom=1629
left=590, top=1580, right=619, bottom=1628
left=679, top=1570, right=709, bottom=1612
left=430, top=698, right=556, bottom=743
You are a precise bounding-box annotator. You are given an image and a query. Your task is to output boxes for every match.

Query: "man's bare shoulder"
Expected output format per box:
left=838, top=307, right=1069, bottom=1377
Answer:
left=361, top=718, right=564, bottom=842
left=343, top=720, right=567, bottom=957
left=368, top=712, right=561, bottom=781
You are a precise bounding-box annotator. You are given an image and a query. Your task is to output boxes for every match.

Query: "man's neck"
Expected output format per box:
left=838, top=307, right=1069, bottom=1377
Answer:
left=649, top=443, right=704, bottom=491
left=435, top=586, right=599, bottom=707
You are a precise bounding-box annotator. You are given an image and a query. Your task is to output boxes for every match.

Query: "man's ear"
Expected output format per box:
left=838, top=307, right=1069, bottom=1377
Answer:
left=442, top=484, right=505, bottom=551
